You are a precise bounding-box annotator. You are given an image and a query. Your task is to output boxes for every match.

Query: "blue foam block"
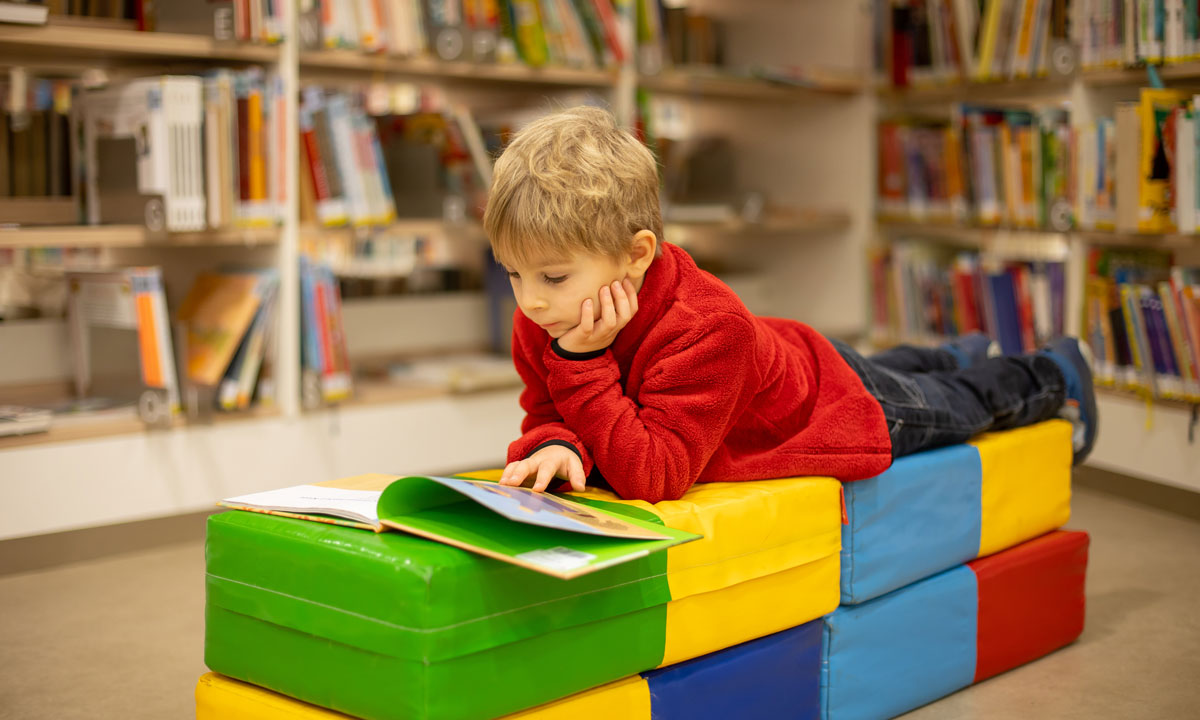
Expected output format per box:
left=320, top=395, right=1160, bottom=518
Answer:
left=821, top=565, right=978, bottom=720
left=646, top=619, right=822, bottom=720
left=841, top=443, right=982, bottom=604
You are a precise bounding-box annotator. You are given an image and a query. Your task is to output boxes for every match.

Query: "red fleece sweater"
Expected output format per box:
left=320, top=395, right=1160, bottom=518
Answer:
left=507, top=242, right=892, bottom=503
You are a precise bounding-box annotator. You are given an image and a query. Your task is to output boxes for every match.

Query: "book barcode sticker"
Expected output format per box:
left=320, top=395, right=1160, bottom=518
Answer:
left=516, top=547, right=596, bottom=573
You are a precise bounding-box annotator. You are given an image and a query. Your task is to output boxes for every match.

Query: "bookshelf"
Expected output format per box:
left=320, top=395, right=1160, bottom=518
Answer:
left=872, top=1, right=1200, bottom=491
left=0, top=1, right=865, bottom=539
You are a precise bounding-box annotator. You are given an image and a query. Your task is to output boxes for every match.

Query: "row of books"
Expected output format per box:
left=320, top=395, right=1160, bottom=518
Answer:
left=298, top=0, right=627, bottom=70
left=300, top=256, right=353, bottom=405
left=1085, top=247, right=1200, bottom=400
left=0, top=80, right=73, bottom=201
left=873, top=0, right=1073, bottom=87
left=73, top=70, right=286, bottom=232
left=878, top=105, right=1072, bottom=229
left=636, top=0, right=724, bottom=74
left=870, top=242, right=1068, bottom=355
left=37, top=0, right=289, bottom=43
left=1078, top=88, right=1200, bottom=234
left=1078, top=0, right=1200, bottom=70
left=59, top=258, right=361, bottom=420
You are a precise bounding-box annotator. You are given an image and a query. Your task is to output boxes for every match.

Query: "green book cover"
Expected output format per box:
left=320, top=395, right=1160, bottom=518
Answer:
left=219, top=473, right=700, bottom=579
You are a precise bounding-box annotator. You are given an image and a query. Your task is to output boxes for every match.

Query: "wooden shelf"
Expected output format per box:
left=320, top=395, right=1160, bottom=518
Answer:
left=641, top=69, right=863, bottom=101
left=0, top=404, right=281, bottom=452
left=1083, top=61, right=1200, bottom=86
left=300, top=219, right=485, bottom=240
left=0, top=225, right=279, bottom=249
left=1075, top=229, right=1200, bottom=247
left=877, top=218, right=1200, bottom=249
left=299, top=49, right=615, bottom=87
left=876, top=76, right=1070, bottom=104
left=0, top=20, right=280, bottom=66
left=666, top=210, right=852, bottom=245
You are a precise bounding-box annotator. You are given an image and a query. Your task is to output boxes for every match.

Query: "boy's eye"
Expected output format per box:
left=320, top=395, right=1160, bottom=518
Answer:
left=543, top=274, right=567, bottom=285
left=507, top=271, right=520, bottom=280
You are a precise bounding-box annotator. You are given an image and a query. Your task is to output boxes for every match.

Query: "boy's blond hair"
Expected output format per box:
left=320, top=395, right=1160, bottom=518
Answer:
left=484, top=106, right=663, bottom=266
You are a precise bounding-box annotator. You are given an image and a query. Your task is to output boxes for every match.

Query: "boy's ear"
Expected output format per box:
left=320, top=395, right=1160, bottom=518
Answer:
left=626, top=230, right=657, bottom=278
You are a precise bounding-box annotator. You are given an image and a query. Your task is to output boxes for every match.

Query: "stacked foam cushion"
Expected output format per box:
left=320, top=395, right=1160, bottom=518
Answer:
left=197, top=619, right=824, bottom=720
left=199, top=420, right=1086, bottom=720
left=205, top=475, right=842, bottom=720
left=823, top=420, right=1088, bottom=719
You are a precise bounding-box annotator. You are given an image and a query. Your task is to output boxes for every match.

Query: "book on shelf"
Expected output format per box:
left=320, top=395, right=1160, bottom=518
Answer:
left=871, top=241, right=1066, bottom=355
left=176, top=269, right=278, bottom=400
left=215, top=270, right=279, bottom=411
left=123, top=0, right=286, bottom=42
left=1085, top=247, right=1200, bottom=401
left=80, top=69, right=285, bottom=233
left=0, top=1, right=49, bottom=25
left=65, top=266, right=180, bottom=423
left=0, top=405, right=53, bottom=438
left=877, top=105, right=1072, bottom=229
left=0, top=78, right=77, bottom=225
left=299, top=0, right=625, bottom=70
left=82, top=76, right=207, bottom=232
left=219, top=473, right=699, bottom=578
left=300, top=256, right=353, bottom=405
left=874, top=0, right=1071, bottom=87
left=1085, top=88, right=1200, bottom=235
left=1077, top=0, right=1200, bottom=70
left=298, top=87, right=397, bottom=228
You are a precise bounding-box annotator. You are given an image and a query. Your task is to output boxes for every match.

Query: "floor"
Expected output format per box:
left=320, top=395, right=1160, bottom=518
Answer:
left=1, top=485, right=1198, bottom=720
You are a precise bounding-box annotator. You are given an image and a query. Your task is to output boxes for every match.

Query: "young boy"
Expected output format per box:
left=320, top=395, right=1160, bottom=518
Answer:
left=486, top=106, right=1096, bottom=504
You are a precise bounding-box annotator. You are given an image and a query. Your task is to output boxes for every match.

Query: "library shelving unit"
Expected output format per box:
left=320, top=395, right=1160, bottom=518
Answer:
left=0, top=6, right=865, bottom=541
left=873, top=53, right=1200, bottom=494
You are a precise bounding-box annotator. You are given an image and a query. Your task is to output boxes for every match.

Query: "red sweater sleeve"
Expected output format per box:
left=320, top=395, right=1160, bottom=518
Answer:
left=541, top=314, right=757, bottom=503
left=507, top=321, right=595, bottom=473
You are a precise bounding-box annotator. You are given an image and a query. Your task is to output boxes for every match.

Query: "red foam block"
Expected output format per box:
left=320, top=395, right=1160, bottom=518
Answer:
left=969, top=530, right=1089, bottom=683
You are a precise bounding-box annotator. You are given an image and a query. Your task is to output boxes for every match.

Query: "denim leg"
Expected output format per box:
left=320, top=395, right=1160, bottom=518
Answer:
left=868, top=344, right=960, bottom=373
left=833, top=339, right=1066, bottom=459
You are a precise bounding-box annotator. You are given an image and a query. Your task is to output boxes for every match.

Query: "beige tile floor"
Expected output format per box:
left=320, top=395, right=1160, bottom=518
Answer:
left=1, top=484, right=1198, bottom=720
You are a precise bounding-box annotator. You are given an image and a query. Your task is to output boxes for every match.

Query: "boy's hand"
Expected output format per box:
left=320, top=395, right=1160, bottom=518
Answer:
left=556, top=278, right=639, bottom=355
left=499, top=445, right=587, bottom=493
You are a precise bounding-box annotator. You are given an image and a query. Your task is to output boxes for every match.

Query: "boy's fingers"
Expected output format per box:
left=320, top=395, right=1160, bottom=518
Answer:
left=579, top=299, right=594, bottom=334
left=532, top=461, right=557, bottom=493
left=599, top=285, right=616, bottom=327
left=623, top=278, right=638, bottom=315
left=567, top=460, right=586, bottom=492
left=500, top=460, right=524, bottom=486
left=612, top=280, right=632, bottom=321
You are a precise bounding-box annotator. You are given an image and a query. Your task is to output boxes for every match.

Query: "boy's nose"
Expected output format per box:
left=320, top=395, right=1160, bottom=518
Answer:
left=520, top=288, right=548, bottom=312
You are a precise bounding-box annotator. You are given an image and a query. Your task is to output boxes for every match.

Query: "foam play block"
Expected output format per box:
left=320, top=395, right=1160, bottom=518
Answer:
left=206, top=475, right=840, bottom=720
left=821, top=530, right=1089, bottom=720
left=840, top=420, right=1072, bottom=604
left=196, top=620, right=824, bottom=720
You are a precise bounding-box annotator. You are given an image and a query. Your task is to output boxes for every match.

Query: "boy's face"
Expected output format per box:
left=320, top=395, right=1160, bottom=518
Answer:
left=503, top=251, right=632, bottom=339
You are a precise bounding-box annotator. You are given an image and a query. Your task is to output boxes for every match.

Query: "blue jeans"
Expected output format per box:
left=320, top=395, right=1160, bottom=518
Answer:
left=832, top=340, right=1066, bottom=459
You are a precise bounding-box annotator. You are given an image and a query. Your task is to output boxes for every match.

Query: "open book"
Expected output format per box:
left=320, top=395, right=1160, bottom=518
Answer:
left=220, top=474, right=699, bottom=579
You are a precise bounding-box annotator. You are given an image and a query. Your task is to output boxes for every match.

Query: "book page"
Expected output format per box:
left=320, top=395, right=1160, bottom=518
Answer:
left=418, top=476, right=671, bottom=541
left=219, top=484, right=383, bottom=527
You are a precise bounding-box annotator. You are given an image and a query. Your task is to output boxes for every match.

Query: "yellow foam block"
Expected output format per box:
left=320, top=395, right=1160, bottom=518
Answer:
left=196, top=673, right=651, bottom=720
left=970, top=419, right=1073, bottom=557
left=661, top=550, right=839, bottom=666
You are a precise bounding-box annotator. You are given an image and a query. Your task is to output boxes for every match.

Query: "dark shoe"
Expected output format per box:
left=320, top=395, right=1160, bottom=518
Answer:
left=1041, top=337, right=1098, bottom=465
left=941, top=332, right=1000, bottom=369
